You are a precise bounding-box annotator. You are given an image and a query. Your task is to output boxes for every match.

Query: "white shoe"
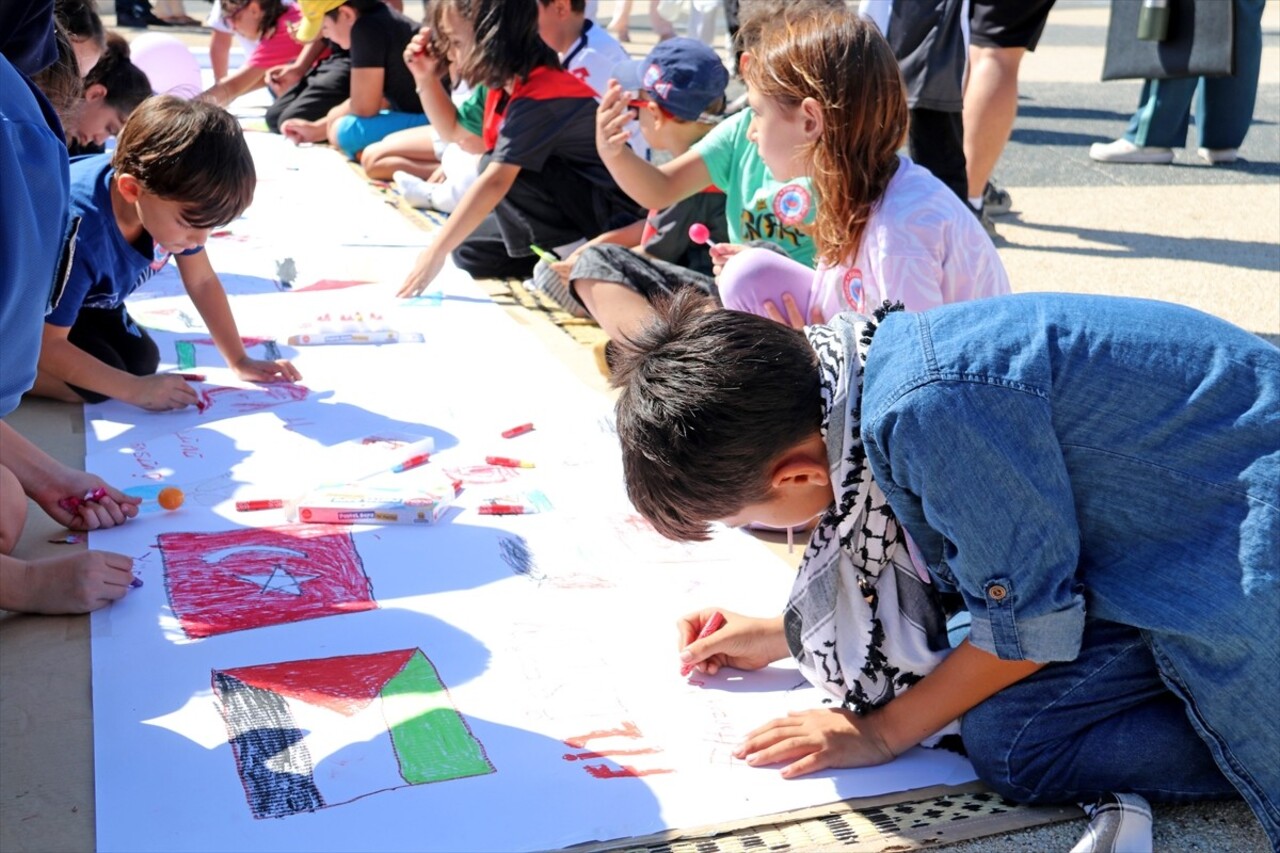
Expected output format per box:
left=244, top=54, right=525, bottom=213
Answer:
left=1197, top=146, right=1238, bottom=164
left=1089, top=138, right=1174, bottom=164
left=392, top=170, right=433, bottom=208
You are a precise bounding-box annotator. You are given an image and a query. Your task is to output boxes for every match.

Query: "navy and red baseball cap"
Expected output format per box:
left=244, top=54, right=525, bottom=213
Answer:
left=611, top=38, right=729, bottom=122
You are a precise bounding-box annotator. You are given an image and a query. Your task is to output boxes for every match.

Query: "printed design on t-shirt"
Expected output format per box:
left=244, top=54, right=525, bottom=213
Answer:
left=742, top=198, right=807, bottom=249
left=842, top=267, right=865, bottom=313
left=772, top=183, right=812, bottom=226
left=150, top=242, right=172, bottom=272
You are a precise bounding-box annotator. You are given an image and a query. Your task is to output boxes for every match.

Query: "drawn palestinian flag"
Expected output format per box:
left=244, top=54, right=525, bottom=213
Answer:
left=159, top=524, right=375, bottom=639
left=213, top=649, right=495, bottom=819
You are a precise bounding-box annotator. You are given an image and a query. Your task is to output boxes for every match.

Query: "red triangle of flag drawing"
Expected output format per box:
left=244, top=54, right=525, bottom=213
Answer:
left=223, top=649, right=416, bottom=716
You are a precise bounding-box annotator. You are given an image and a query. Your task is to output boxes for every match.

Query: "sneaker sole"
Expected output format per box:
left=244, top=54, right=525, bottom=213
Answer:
left=1089, top=146, right=1175, bottom=164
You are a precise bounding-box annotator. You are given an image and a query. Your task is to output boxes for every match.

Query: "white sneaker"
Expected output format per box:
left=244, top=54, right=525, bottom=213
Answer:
left=392, top=170, right=433, bottom=209
left=1197, top=146, right=1238, bottom=164
left=1089, top=139, right=1174, bottom=164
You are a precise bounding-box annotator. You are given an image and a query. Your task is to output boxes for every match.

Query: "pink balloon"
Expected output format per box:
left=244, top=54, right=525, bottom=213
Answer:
left=129, top=33, right=203, bottom=99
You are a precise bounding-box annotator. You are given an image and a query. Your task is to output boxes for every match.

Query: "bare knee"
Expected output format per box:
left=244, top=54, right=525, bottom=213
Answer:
left=0, top=465, right=28, bottom=555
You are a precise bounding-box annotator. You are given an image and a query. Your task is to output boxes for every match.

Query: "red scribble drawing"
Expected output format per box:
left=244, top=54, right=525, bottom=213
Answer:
left=195, top=383, right=309, bottom=415
left=293, top=280, right=375, bottom=293
left=563, top=721, right=642, bottom=748
left=189, top=336, right=275, bottom=348
left=159, top=524, right=375, bottom=639
left=442, top=464, right=520, bottom=486
left=582, top=764, right=674, bottom=779
left=562, top=721, right=673, bottom=778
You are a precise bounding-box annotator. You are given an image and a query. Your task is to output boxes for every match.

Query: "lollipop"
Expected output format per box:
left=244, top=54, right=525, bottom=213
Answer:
left=688, top=222, right=712, bottom=245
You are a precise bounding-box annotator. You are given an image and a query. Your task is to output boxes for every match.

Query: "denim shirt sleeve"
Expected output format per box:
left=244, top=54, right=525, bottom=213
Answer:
left=864, top=379, right=1087, bottom=663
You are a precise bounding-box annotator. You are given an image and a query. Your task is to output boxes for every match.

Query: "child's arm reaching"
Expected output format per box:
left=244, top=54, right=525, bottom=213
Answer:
left=735, top=639, right=1045, bottom=778
left=596, top=80, right=713, bottom=210
left=175, top=251, right=301, bottom=383
left=397, top=160, right=521, bottom=297
left=38, top=324, right=201, bottom=411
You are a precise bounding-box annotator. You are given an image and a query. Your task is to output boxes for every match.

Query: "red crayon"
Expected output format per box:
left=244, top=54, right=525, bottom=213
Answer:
left=59, top=486, right=109, bottom=513
left=680, top=611, right=727, bottom=677
left=172, top=373, right=206, bottom=381
left=478, top=504, right=532, bottom=515
left=392, top=453, right=431, bottom=473
left=236, top=499, right=284, bottom=512
left=485, top=456, right=535, bottom=469
left=501, top=422, right=535, bottom=439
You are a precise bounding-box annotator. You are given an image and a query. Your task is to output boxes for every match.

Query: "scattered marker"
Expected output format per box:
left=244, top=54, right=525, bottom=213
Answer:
left=501, top=422, right=535, bottom=439
left=236, top=499, right=285, bottom=512
left=485, top=456, right=535, bottom=469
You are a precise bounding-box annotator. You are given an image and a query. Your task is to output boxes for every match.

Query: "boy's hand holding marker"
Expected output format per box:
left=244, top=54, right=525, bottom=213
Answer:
left=403, top=26, right=444, bottom=81
left=130, top=372, right=202, bottom=411
left=677, top=610, right=790, bottom=677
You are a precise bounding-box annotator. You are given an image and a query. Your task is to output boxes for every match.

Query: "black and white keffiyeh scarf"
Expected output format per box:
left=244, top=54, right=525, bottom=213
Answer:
left=785, top=308, right=957, bottom=737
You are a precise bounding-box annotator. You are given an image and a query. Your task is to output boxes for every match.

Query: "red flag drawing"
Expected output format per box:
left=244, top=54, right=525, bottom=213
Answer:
left=160, top=524, right=375, bottom=638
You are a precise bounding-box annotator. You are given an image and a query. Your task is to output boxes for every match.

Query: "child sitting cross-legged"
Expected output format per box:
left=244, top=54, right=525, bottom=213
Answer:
left=32, top=95, right=301, bottom=412
left=611, top=290, right=1280, bottom=853
left=560, top=38, right=729, bottom=345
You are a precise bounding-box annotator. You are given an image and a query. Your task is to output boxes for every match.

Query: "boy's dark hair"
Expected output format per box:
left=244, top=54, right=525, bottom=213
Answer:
left=55, top=0, right=106, bottom=51
left=453, top=0, right=559, bottom=89
left=611, top=290, right=823, bottom=542
left=326, top=0, right=382, bottom=19
left=85, top=33, right=151, bottom=114
left=112, top=96, right=255, bottom=230
left=536, top=0, right=587, bottom=13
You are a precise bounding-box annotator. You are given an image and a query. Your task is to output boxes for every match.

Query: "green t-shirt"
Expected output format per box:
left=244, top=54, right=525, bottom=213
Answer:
left=456, top=85, right=487, bottom=138
left=692, top=109, right=817, bottom=267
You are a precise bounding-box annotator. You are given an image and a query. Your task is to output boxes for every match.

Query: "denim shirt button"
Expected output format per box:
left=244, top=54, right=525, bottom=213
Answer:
left=987, top=584, right=1008, bottom=601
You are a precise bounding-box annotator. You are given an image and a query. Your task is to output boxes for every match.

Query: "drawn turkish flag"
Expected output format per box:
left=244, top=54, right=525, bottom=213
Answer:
left=159, top=524, right=375, bottom=639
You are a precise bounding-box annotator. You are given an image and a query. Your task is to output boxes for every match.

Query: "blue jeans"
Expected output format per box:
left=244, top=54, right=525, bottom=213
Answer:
left=859, top=294, right=1280, bottom=846
left=332, top=110, right=428, bottom=159
left=1125, top=0, right=1265, bottom=150
left=962, top=619, right=1240, bottom=802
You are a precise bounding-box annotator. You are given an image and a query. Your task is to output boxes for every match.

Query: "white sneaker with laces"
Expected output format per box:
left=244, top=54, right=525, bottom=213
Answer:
left=392, top=170, right=434, bottom=209
left=1089, top=138, right=1174, bottom=164
left=1197, top=146, right=1238, bottom=164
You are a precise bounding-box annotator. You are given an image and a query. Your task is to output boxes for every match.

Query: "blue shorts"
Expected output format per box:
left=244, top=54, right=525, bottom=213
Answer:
left=332, top=110, right=428, bottom=159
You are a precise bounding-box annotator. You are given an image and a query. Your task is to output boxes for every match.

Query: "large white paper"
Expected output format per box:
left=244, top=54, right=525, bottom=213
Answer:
left=88, top=134, right=974, bottom=853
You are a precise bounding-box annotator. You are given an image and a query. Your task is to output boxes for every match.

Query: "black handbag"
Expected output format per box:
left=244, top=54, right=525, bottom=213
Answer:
left=1101, top=0, right=1235, bottom=81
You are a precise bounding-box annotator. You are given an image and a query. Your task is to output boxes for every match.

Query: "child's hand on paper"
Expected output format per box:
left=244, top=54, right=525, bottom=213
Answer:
left=678, top=610, right=789, bottom=675
left=5, top=550, right=136, bottom=614
left=130, top=373, right=201, bottom=411
left=280, top=118, right=326, bottom=145
left=596, top=81, right=635, bottom=161
left=398, top=247, right=445, bottom=298
left=233, top=355, right=302, bottom=383
left=734, top=707, right=897, bottom=779
left=762, top=292, right=823, bottom=329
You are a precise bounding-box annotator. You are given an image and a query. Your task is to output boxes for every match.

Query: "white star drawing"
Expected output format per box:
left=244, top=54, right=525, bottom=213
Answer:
left=235, top=565, right=318, bottom=596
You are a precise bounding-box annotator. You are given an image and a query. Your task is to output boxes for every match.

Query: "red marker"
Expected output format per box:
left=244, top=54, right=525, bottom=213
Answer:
left=236, top=499, right=284, bottom=512
left=59, top=486, right=109, bottom=513
left=391, top=453, right=431, bottom=473
left=501, top=422, right=535, bottom=439
left=171, top=373, right=206, bottom=381
left=485, top=456, right=535, bottom=469
left=680, top=611, right=726, bottom=676
left=478, top=504, right=533, bottom=515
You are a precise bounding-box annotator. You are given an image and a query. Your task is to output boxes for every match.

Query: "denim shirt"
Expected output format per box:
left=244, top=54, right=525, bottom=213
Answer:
left=858, top=293, right=1280, bottom=663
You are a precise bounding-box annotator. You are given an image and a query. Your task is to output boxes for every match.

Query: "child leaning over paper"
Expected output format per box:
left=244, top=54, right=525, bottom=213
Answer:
left=611, top=290, right=1279, bottom=850
left=31, top=96, right=299, bottom=411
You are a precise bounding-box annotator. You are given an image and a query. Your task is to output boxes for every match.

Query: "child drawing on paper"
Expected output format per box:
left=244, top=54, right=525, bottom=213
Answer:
left=31, top=96, right=301, bottom=412
left=611, top=290, right=1279, bottom=847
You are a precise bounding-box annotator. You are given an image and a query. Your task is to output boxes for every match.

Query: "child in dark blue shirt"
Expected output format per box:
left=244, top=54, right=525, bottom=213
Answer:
left=33, top=95, right=300, bottom=411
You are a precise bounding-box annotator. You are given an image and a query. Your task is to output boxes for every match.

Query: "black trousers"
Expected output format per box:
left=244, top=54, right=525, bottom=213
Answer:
left=265, top=53, right=353, bottom=134
left=907, top=107, right=969, bottom=204
left=66, top=306, right=159, bottom=403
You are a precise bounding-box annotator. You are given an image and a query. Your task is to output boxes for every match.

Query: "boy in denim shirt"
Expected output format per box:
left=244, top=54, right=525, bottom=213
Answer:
left=611, top=290, right=1279, bottom=850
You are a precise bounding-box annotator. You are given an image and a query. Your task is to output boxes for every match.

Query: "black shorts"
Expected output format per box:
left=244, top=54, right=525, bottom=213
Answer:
left=969, top=0, right=1056, bottom=51
left=65, top=306, right=160, bottom=403
left=568, top=244, right=716, bottom=313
